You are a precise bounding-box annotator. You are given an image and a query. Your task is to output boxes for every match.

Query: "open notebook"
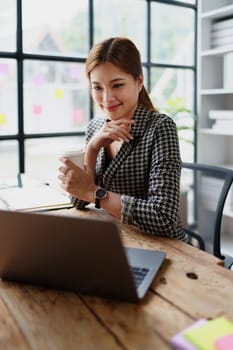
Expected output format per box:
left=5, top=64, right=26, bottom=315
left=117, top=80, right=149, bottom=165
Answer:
left=0, top=186, right=73, bottom=211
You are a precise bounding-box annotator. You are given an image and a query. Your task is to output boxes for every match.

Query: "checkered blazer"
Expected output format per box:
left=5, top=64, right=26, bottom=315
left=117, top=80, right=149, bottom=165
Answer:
left=72, top=104, right=186, bottom=241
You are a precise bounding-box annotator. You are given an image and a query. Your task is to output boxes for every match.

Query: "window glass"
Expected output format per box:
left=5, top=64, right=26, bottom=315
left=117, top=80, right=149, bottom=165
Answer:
left=151, top=3, right=195, bottom=65
left=150, top=67, right=194, bottom=162
left=0, top=59, right=18, bottom=135
left=25, top=136, right=85, bottom=181
left=94, top=0, right=147, bottom=61
left=22, top=0, right=89, bottom=57
left=0, top=0, right=16, bottom=52
left=24, top=60, right=89, bottom=134
left=0, top=0, right=197, bottom=173
left=0, top=140, right=18, bottom=177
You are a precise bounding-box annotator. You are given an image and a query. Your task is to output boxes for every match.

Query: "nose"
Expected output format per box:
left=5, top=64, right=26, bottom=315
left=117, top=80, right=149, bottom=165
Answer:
left=103, top=88, right=114, bottom=102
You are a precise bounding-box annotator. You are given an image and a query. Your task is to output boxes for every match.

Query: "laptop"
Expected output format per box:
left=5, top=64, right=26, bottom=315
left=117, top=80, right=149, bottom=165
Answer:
left=0, top=209, right=166, bottom=302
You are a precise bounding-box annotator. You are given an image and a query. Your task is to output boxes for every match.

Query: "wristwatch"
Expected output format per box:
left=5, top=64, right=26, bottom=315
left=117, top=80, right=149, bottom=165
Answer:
left=94, top=187, right=107, bottom=209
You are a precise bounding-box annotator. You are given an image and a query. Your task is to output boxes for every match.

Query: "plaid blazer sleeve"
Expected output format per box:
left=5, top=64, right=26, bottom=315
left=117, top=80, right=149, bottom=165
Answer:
left=120, top=116, right=184, bottom=239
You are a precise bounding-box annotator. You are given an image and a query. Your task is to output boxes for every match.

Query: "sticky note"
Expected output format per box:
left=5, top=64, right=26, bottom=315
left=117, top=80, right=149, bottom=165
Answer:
left=184, top=317, right=233, bottom=350
left=171, top=319, right=207, bottom=350
left=55, top=89, right=64, bottom=99
left=215, top=333, right=233, bottom=350
left=0, top=113, right=7, bottom=125
left=33, top=73, right=45, bottom=86
left=0, top=63, right=9, bottom=75
left=72, top=109, right=84, bottom=123
left=33, top=105, right=42, bottom=115
left=69, top=64, right=81, bottom=79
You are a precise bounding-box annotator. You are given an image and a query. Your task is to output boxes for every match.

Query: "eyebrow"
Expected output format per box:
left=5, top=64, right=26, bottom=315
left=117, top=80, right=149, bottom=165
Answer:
left=91, top=78, right=126, bottom=85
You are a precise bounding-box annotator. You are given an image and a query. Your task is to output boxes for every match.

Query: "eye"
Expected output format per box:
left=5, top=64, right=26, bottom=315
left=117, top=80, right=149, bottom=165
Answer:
left=92, top=85, right=102, bottom=91
left=113, top=83, right=124, bottom=89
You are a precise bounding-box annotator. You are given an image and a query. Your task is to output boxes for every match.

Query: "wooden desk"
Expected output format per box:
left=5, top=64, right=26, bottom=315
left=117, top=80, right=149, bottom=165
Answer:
left=0, top=207, right=232, bottom=350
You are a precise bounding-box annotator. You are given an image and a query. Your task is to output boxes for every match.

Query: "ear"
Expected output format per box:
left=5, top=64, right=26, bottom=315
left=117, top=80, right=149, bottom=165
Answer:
left=137, top=73, right=144, bottom=91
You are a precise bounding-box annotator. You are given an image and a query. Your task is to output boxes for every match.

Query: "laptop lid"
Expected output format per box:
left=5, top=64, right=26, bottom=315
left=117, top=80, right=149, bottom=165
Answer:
left=0, top=209, right=165, bottom=302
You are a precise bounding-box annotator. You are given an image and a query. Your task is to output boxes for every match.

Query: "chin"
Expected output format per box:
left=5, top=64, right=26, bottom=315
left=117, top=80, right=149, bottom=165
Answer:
left=105, top=112, right=120, bottom=120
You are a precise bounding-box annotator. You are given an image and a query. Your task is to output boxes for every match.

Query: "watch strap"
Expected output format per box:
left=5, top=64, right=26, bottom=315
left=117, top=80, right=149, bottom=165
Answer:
left=95, top=197, right=101, bottom=209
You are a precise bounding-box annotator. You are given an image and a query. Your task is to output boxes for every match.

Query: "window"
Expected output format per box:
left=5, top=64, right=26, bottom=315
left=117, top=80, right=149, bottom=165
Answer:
left=0, top=0, right=197, bottom=179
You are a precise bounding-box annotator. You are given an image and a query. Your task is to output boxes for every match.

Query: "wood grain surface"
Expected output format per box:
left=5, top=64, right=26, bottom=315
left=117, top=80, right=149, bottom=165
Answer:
left=0, top=206, right=232, bottom=350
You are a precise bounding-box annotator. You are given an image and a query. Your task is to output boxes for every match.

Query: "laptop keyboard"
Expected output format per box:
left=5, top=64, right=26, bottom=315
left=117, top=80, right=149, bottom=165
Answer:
left=131, top=266, right=150, bottom=288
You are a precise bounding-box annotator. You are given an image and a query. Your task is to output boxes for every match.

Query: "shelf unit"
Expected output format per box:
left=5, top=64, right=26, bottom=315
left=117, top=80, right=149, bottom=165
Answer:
left=197, top=0, right=233, bottom=235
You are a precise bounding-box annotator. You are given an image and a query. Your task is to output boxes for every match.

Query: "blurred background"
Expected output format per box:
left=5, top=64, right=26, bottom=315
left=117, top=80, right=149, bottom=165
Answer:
left=0, top=0, right=196, bottom=179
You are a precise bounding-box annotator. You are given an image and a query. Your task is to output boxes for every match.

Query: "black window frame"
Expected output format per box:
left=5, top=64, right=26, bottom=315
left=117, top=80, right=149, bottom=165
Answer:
left=0, top=0, right=197, bottom=173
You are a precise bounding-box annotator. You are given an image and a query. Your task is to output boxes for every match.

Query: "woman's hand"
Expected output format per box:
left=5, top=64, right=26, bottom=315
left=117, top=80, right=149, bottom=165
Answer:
left=58, top=158, right=96, bottom=203
left=85, top=118, right=134, bottom=171
left=58, top=156, right=123, bottom=219
left=89, top=118, right=134, bottom=150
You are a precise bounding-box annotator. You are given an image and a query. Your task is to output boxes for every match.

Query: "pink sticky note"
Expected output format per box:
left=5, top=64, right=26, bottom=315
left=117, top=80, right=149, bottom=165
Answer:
left=171, top=319, right=207, bottom=350
left=215, top=333, right=233, bottom=350
left=33, top=105, right=42, bottom=115
left=72, top=109, right=84, bottom=123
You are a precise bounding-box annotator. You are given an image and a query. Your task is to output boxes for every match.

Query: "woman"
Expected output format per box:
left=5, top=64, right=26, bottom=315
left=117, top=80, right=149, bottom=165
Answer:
left=59, top=37, right=186, bottom=241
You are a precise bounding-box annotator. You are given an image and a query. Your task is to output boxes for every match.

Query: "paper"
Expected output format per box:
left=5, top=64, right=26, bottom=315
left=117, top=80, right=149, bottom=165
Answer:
left=0, top=186, right=73, bottom=211
left=184, top=317, right=233, bottom=350
left=171, top=319, right=207, bottom=350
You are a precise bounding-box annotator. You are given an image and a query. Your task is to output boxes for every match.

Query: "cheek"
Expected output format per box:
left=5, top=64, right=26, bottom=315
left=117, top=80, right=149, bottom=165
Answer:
left=91, top=91, right=102, bottom=103
left=126, top=88, right=140, bottom=102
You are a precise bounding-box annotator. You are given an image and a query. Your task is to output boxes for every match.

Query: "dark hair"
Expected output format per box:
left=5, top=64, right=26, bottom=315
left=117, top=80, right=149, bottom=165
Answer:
left=85, top=37, right=158, bottom=112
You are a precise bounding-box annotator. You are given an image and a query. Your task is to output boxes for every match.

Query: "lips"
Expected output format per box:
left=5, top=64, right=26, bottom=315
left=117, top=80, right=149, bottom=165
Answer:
left=104, top=104, right=121, bottom=112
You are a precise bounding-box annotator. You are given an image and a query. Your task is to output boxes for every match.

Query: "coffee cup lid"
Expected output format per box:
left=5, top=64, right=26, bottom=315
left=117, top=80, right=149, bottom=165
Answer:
left=61, top=148, right=84, bottom=157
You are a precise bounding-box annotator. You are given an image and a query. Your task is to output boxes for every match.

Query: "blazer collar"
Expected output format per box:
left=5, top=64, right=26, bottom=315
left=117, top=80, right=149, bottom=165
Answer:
left=97, top=104, right=153, bottom=187
left=130, top=104, right=153, bottom=139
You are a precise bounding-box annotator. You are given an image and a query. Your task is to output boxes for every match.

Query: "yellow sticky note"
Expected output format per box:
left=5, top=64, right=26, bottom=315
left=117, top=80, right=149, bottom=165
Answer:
left=55, top=89, right=64, bottom=99
left=184, top=317, right=233, bottom=350
left=0, top=113, right=7, bottom=125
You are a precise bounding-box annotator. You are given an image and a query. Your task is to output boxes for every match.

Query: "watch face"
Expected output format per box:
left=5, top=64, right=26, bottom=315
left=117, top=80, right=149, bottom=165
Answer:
left=96, top=188, right=107, bottom=199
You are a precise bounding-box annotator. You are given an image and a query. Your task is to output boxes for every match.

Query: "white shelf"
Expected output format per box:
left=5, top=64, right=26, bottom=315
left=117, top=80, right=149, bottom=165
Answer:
left=198, top=1, right=233, bottom=234
left=199, top=128, right=233, bottom=136
left=201, top=45, right=233, bottom=56
left=200, top=88, right=233, bottom=95
left=201, top=4, right=233, bottom=20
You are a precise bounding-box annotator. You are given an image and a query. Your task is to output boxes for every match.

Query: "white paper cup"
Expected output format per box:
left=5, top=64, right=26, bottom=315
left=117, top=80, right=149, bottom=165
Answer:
left=60, top=148, right=85, bottom=169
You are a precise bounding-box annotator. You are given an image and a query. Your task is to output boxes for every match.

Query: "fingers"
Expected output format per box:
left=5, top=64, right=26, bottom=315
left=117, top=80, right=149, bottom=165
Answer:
left=58, top=168, right=75, bottom=191
left=105, top=119, right=135, bottom=131
left=106, top=126, right=133, bottom=141
left=106, top=118, right=135, bottom=126
left=58, top=159, right=82, bottom=190
left=102, top=119, right=134, bottom=142
left=58, top=165, right=68, bottom=176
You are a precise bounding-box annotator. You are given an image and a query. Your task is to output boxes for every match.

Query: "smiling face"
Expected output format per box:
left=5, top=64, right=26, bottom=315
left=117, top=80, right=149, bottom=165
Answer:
left=90, top=62, right=143, bottom=121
